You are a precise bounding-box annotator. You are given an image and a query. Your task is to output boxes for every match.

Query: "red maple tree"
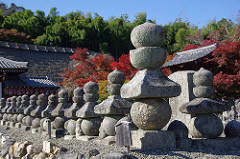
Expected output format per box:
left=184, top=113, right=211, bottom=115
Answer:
left=58, top=48, right=137, bottom=89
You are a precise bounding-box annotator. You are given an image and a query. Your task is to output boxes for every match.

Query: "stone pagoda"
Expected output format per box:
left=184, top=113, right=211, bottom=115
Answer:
left=76, top=81, right=101, bottom=141
left=179, top=68, right=231, bottom=138
left=120, top=22, right=181, bottom=150
left=94, top=69, right=132, bottom=143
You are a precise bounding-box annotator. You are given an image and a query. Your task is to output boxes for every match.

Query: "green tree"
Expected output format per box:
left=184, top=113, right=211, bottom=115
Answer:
left=163, top=18, right=192, bottom=54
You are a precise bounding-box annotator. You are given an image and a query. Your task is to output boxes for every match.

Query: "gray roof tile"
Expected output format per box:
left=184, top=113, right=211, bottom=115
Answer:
left=162, top=43, right=218, bottom=68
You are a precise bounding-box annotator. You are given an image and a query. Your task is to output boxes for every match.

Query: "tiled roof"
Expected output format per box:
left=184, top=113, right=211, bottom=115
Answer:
left=3, top=76, right=60, bottom=88
left=0, top=56, right=28, bottom=71
left=162, top=43, right=218, bottom=68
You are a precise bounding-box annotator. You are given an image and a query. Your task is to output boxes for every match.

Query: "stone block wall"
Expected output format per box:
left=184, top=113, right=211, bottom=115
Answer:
left=0, top=46, right=72, bottom=82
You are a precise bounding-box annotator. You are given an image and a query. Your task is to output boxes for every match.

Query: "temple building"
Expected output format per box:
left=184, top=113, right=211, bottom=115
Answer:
left=0, top=56, right=60, bottom=98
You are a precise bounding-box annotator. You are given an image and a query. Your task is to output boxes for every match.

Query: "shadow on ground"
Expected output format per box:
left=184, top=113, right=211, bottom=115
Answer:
left=131, top=147, right=240, bottom=158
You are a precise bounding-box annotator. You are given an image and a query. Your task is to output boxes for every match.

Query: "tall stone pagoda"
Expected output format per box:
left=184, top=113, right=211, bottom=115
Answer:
left=121, top=22, right=181, bottom=150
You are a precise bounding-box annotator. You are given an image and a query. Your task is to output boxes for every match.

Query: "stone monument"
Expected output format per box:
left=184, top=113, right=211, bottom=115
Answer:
left=24, top=94, right=37, bottom=115
left=64, top=87, right=84, bottom=140
left=76, top=81, right=101, bottom=141
left=179, top=68, right=231, bottom=138
left=6, top=96, right=17, bottom=127
left=1, top=98, right=11, bottom=126
left=0, top=98, right=6, bottom=124
left=94, top=69, right=132, bottom=144
left=167, top=71, right=196, bottom=127
left=51, top=89, right=70, bottom=138
left=30, top=94, right=47, bottom=133
left=40, top=94, right=57, bottom=136
left=120, top=22, right=181, bottom=150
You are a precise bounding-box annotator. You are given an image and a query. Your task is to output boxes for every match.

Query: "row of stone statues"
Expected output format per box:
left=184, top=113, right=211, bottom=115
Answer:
left=0, top=69, right=132, bottom=144
left=0, top=22, right=239, bottom=151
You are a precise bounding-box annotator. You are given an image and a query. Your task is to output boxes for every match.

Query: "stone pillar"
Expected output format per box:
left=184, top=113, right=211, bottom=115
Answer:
left=30, top=94, right=47, bottom=133
left=167, top=71, right=196, bottom=128
left=64, top=87, right=84, bottom=140
left=120, top=22, right=181, bottom=150
left=179, top=68, right=231, bottom=139
left=76, top=81, right=101, bottom=141
left=51, top=89, right=70, bottom=138
left=94, top=69, right=132, bottom=145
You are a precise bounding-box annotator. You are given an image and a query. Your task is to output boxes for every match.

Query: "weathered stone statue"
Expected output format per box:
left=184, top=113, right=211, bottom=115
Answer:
left=2, top=98, right=11, bottom=126
left=0, top=98, right=6, bottom=123
left=42, top=94, right=57, bottom=118
left=120, top=22, right=181, bottom=150
left=179, top=68, right=231, bottom=138
left=64, top=87, right=84, bottom=140
left=2, top=97, right=11, bottom=114
left=16, top=94, right=29, bottom=114
left=6, top=96, right=17, bottom=114
left=76, top=81, right=101, bottom=141
left=6, top=96, right=17, bottom=127
left=40, top=94, right=57, bottom=136
left=94, top=69, right=132, bottom=144
left=24, top=94, right=37, bottom=115
left=51, top=89, right=70, bottom=138
left=30, top=94, right=47, bottom=133
left=65, top=87, right=84, bottom=118
left=15, top=95, right=29, bottom=129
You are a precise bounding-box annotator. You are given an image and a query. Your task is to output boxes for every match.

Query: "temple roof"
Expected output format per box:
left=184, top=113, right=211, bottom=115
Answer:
left=162, top=43, right=218, bottom=68
left=0, top=56, right=28, bottom=72
left=3, top=76, right=60, bottom=88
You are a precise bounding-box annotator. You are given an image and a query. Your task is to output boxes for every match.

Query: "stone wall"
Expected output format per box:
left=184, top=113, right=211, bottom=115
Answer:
left=0, top=41, right=74, bottom=82
left=0, top=47, right=71, bottom=82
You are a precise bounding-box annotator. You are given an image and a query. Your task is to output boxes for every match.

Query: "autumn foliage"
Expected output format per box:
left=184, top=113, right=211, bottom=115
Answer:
left=58, top=48, right=137, bottom=96
left=176, top=22, right=240, bottom=97
left=0, top=28, right=33, bottom=44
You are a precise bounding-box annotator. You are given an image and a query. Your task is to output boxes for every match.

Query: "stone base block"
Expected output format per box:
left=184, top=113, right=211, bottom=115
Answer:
left=32, top=128, right=39, bottom=134
left=41, top=131, right=48, bottom=136
left=192, top=137, right=240, bottom=150
left=64, top=135, right=75, bottom=140
left=21, top=125, right=30, bottom=131
left=6, top=121, right=11, bottom=127
left=94, top=136, right=116, bottom=145
left=15, top=123, right=22, bottom=128
left=76, top=136, right=97, bottom=141
left=9, top=122, right=16, bottom=128
left=38, top=127, right=43, bottom=134
left=176, top=138, right=192, bottom=150
left=131, top=129, right=176, bottom=150
left=52, top=129, right=65, bottom=138
left=1, top=120, right=7, bottom=126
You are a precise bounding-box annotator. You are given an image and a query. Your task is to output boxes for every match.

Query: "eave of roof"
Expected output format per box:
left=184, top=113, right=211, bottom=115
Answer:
left=3, top=76, right=60, bottom=88
left=0, top=56, right=28, bottom=70
left=162, top=43, right=218, bottom=68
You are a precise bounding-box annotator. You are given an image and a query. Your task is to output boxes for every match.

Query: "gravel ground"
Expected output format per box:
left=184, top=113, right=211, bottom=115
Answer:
left=1, top=126, right=240, bottom=159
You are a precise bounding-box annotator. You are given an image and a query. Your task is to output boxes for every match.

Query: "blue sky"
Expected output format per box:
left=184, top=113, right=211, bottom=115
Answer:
left=2, top=0, right=240, bottom=28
